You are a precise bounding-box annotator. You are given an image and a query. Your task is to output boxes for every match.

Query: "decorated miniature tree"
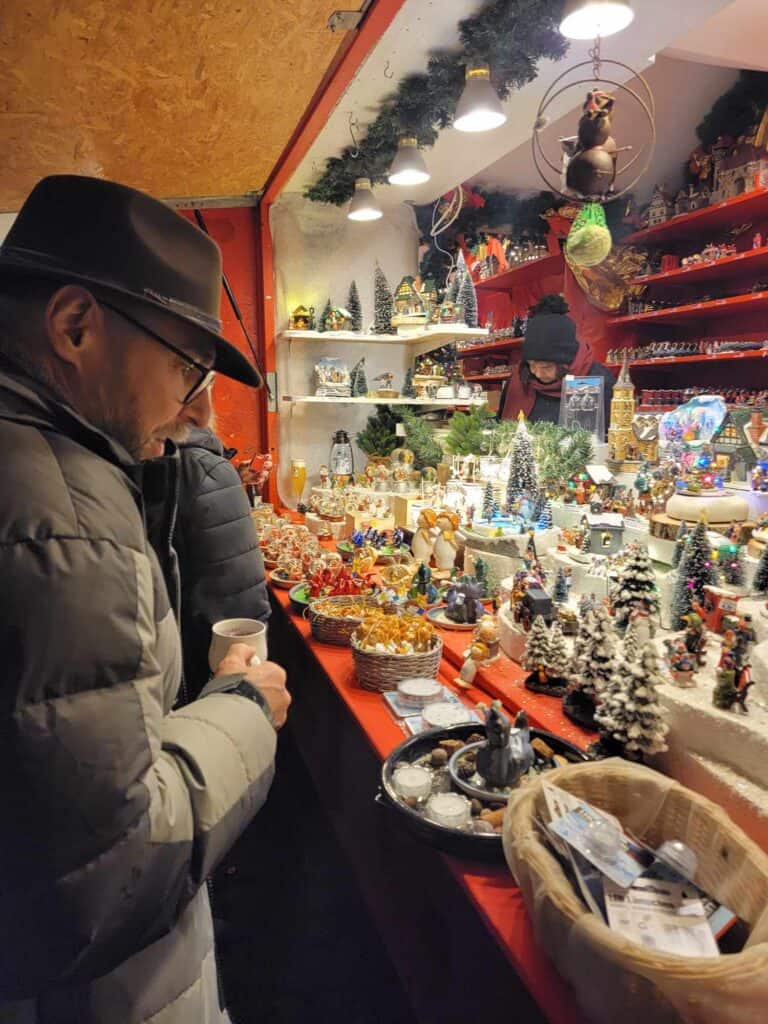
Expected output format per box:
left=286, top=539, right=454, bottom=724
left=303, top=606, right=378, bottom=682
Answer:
left=671, top=519, right=718, bottom=629
left=373, top=264, right=396, bottom=335
left=610, top=542, right=660, bottom=632
left=349, top=357, right=368, bottom=397
left=719, top=541, right=745, bottom=587
left=671, top=521, right=689, bottom=568
left=482, top=480, right=497, bottom=523
left=622, top=620, right=640, bottom=663
left=346, top=280, right=363, bottom=333
left=445, top=250, right=467, bottom=304
left=400, top=407, right=443, bottom=470
left=563, top=605, right=617, bottom=729
left=457, top=268, right=478, bottom=328
left=537, top=499, right=553, bottom=530
left=593, top=643, right=669, bottom=761
left=547, top=621, right=568, bottom=679
left=754, top=543, right=768, bottom=594
left=401, top=367, right=417, bottom=399
left=317, top=298, right=332, bottom=333
left=553, top=568, right=569, bottom=604
left=506, top=416, right=538, bottom=506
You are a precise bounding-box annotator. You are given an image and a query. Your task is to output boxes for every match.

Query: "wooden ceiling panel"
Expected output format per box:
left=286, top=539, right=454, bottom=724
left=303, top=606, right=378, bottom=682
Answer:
left=0, top=0, right=345, bottom=209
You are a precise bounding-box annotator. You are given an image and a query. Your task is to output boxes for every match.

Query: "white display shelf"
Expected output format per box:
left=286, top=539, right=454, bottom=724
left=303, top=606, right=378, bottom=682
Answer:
left=279, top=325, right=489, bottom=345
left=282, top=395, right=487, bottom=407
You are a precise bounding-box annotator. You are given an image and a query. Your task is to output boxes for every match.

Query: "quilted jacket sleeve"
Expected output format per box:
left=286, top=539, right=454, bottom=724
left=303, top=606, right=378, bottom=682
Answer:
left=175, top=446, right=270, bottom=699
left=0, top=530, right=276, bottom=997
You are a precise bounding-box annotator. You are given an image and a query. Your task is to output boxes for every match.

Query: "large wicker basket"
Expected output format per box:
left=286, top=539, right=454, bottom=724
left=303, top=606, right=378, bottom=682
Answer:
left=502, top=759, right=768, bottom=1024
left=307, top=595, right=383, bottom=646
left=351, top=634, right=443, bottom=692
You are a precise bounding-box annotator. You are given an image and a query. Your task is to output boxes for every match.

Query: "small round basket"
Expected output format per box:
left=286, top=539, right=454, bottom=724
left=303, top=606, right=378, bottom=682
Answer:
left=307, top=595, right=383, bottom=646
left=351, top=634, right=443, bottom=692
left=503, top=758, right=768, bottom=1024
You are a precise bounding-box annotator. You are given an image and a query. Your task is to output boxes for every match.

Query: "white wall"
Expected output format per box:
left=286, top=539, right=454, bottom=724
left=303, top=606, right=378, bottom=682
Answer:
left=0, top=214, right=16, bottom=243
left=271, top=193, right=419, bottom=506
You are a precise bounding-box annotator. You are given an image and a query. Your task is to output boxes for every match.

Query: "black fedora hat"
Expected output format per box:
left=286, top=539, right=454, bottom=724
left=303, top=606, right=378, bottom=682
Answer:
left=0, top=175, right=262, bottom=388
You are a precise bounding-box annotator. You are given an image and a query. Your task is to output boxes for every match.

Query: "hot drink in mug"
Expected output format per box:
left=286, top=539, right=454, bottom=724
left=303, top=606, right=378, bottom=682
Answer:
left=209, top=618, right=268, bottom=672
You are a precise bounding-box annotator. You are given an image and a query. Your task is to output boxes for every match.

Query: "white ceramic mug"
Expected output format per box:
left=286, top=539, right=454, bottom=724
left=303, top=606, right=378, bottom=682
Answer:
left=208, top=618, right=268, bottom=673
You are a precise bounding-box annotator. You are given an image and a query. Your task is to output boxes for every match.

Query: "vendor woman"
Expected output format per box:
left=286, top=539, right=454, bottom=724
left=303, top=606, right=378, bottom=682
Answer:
left=499, top=295, right=614, bottom=435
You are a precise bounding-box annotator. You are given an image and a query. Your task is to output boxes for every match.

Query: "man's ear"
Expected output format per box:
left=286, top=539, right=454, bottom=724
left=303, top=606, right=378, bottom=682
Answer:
left=45, top=286, right=102, bottom=367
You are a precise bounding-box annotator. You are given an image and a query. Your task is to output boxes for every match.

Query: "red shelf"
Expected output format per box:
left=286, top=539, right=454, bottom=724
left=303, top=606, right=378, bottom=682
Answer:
left=623, top=188, right=768, bottom=246
left=464, top=372, right=511, bottom=382
left=631, top=246, right=768, bottom=288
left=607, top=290, right=768, bottom=327
left=458, top=338, right=522, bottom=358
left=607, top=349, right=768, bottom=369
left=474, top=253, right=564, bottom=291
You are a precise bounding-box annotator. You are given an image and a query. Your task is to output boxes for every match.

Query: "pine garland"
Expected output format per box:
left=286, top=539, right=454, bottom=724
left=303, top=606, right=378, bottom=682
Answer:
left=356, top=405, right=402, bottom=458
left=305, top=0, right=567, bottom=205
left=400, top=407, right=444, bottom=470
left=444, top=405, right=497, bottom=455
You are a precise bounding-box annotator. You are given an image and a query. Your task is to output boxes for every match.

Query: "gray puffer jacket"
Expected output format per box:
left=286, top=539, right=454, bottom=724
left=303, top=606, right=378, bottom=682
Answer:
left=0, top=367, right=276, bottom=1024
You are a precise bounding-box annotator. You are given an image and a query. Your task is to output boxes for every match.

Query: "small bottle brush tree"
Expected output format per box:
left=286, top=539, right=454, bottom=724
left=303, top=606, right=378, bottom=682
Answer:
left=349, top=357, right=368, bottom=397
left=671, top=521, right=689, bottom=568
left=317, top=298, right=332, bottom=333
left=346, top=280, right=363, bottom=333
left=547, top=621, right=569, bottom=680
left=506, top=417, right=538, bottom=506
left=457, top=269, right=478, bottom=328
left=671, top=519, right=718, bottom=629
left=594, top=643, right=669, bottom=761
left=445, top=250, right=467, bottom=304
left=537, top=499, right=553, bottom=530
left=524, top=616, right=567, bottom=696
left=553, top=568, right=569, bottom=603
left=563, top=605, right=617, bottom=729
left=622, top=620, right=640, bottom=663
left=610, top=543, right=660, bottom=631
left=373, top=264, right=396, bottom=335
left=754, top=542, right=768, bottom=594
left=401, top=367, right=417, bottom=399
left=482, top=480, right=498, bottom=523
left=718, top=542, right=745, bottom=588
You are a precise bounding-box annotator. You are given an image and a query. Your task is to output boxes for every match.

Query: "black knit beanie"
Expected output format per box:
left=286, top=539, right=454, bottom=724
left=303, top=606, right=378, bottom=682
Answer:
left=521, top=312, right=579, bottom=365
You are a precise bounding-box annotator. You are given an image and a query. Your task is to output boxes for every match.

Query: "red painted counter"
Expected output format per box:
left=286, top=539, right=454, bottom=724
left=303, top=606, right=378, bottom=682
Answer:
left=269, top=584, right=593, bottom=1024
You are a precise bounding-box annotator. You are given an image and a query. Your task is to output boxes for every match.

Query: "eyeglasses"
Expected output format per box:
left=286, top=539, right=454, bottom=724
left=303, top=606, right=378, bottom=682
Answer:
left=100, top=300, right=216, bottom=405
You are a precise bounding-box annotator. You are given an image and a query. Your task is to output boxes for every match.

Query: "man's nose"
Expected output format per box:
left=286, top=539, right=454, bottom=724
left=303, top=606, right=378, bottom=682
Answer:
left=182, top=384, right=212, bottom=428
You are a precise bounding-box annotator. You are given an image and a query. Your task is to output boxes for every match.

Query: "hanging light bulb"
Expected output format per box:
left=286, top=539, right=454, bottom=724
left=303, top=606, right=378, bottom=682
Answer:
left=559, top=0, right=634, bottom=40
left=454, top=65, right=507, bottom=133
left=387, top=137, right=430, bottom=186
left=347, top=177, right=383, bottom=221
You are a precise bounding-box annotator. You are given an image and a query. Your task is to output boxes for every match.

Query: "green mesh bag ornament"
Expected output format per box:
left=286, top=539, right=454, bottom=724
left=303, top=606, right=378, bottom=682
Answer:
left=565, top=203, right=612, bottom=267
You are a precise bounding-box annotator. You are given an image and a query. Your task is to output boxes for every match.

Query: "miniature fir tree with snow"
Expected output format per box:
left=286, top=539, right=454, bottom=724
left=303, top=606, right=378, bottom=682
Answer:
left=457, top=268, right=478, bottom=328
left=506, top=414, right=538, bottom=506
left=718, top=542, right=745, bottom=588
left=445, top=250, right=467, bottom=304
left=671, top=521, right=689, bottom=568
left=346, top=280, right=363, bottom=333
left=523, top=615, right=550, bottom=673
left=754, top=543, right=768, bottom=594
left=350, top=357, right=368, bottom=397
left=623, top=620, right=640, bottom=663
left=553, top=568, right=569, bottom=604
left=401, top=367, right=417, bottom=399
left=610, top=542, right=660, bottom=632
left=547, top=621, right=569, bottom=680
left=373, top=264, right=396, bottom=335
left=317, top=299, right=332, bottom=333
left=522, top=616, right=567, bottom=697
left=537, top=499, right=553, bottom=530
left=563, top=605, right=617, bottom=729
left=671, top=518, right=718, bottom=629
left=593, top=643, right=669, bottom=761
left=482, top=480, right=497, bottom=523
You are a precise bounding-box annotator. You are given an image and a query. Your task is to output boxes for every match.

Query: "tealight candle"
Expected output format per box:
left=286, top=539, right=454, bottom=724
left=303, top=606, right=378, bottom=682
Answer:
left=422, top=701, right=473, bottom=729
left=425, top=792, right=471, bottom=829
left=392, top=765, right=433, bottom=801
left=397, top=677, right=443, bottom=709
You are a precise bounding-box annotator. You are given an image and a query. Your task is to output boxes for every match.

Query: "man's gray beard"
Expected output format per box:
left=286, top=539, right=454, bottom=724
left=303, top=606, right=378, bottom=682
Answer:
left=88, top=412, right=190, bottom=462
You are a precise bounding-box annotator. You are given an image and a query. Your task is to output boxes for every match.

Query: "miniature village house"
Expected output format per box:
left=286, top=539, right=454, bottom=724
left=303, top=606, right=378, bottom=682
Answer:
left=711, top=408, right=761, bottom=482
left=392, top=275, right=428, bottom=328
left=289, top=304, right=316, bottom=330
left=642, top=185, right=673, bottom=227
left=700, top=585, right=742, bottom=634
left=583, top=511, right=625, bottom=554
left=607, top=354, right=657, bottom=468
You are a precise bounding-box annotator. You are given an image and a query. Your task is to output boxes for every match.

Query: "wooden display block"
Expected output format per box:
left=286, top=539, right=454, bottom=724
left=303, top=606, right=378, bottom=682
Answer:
left=392, top=494, right=430, bottom=530
left=344, top=510, right=395, bottom=536
left=305, top=512, right=346, bottom=539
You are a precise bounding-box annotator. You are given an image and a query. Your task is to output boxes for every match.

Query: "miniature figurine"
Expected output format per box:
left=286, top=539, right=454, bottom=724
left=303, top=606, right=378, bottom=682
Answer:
left=454, top=641, right=488, bottom=690
left=474, top=614, right=501, bottom=662
left=318, top=464, right=330, bottom=490
left=408, top=562, right=439, bottom=605
left=682, top=610, right=708, bottom=667
left=664, top=638, right=696, bottom=686
left=475, top=704, right=534, bottom=789
left=433, top=510, right=460, bottom=571
left=445, top=576, right=485, bottom=625
left=412, top=508, right=438, bottom=565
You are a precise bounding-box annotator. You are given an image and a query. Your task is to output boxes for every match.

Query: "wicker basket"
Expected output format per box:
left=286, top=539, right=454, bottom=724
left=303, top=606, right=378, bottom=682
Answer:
left=351, top=634, right=443, bottom=692
left=307, top=595, right=382, bottom=646
left=502, top=758, right=768, bottom=1024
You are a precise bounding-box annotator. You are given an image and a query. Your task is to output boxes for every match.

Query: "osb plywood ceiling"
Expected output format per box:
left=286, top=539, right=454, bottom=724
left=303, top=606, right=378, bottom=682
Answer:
left=0, top=0, right=347, bottom=210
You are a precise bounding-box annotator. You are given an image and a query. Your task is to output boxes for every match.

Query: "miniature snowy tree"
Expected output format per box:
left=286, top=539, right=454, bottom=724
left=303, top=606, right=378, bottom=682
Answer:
left=401, top=367, right=417, bottom=398
left=671, top=520, right=689, bottom=568
left=623, top=620, right=640, bottom=663
left=564, top=605, right=617, bottom=727
left=610, top=542, right=660, bottom=631
left=482, top=480, right=497, bottom=523
left=671, top=519, right=718, bottom=629
left=594, top=643, right=669, bottom=761
left=553, top=568, right=569, bottom=604
left=346, top=280, right=363, bottom=332
left=547, top=621, right=568, bottom=679
left=754, top=543, right=768, bottom=594
left=350, top=357, right=368, bottom=397
left=445, top=250, right=467, bottom=304
left=317, top=298, right=332, bottom=333
left=523, top=615, right=551, bottom=673
left=718, top=542, right=745, bottom=587
left=537, top=499, right=553, bottom=530
left=531, top=489, right=547, bottom=522
left=457, top=268, right=478, bottom=328
left=373, top=264, right=396, bottom=335
left=506, top=416, right=538, bottom=505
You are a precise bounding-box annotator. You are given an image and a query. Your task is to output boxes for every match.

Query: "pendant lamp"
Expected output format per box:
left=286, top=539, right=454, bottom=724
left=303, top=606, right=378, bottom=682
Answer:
left=347, top=177, right=383, bottom=221
left=454, top=65, right=507, bottom=133
left=387, top=137, right=430, bottom=186
left=559, top=0, right=634, bottom=39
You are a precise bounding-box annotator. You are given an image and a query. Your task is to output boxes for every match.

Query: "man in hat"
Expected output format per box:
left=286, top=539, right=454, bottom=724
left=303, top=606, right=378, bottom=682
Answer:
left=0, top=176, right=289, bottom=1023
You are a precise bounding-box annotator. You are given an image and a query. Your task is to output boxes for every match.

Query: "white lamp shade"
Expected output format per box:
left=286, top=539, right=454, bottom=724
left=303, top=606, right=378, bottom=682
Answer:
left=559, top=0, right=634, bottom=39
left=388, top=137, right=430, bottom=186
left=347, top=177, right=383, bottom=221
left=454, top=66, right=507, bottom=133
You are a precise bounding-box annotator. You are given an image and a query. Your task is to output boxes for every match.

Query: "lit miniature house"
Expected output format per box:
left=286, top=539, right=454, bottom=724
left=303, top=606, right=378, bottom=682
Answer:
left=289, top=304, right=316, bottom=330
left=583, top=512, right=625, bottom=554
left=607, top=352, right=641, bottom=469
left=712, top=409, right=759, bottom=482
left=711, top=143, right=768, bottom=203
left=643, top=185, right=673, bottom=227
left=392, top=276, right=429, bottom=328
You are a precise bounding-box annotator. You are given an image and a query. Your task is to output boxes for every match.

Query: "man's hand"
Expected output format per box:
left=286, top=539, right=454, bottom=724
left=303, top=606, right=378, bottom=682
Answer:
left=215, top=643, right=291, bottom=728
